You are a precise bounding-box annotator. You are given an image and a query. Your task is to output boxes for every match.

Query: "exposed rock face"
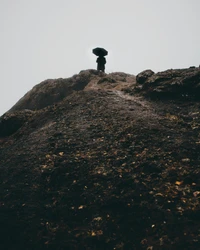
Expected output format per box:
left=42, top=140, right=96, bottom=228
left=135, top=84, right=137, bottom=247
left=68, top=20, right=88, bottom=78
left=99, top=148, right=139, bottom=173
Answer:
left=1, top=69, right=136, bottom=138
left=8, top=70, right=102, bottom=112
left=8, top=70, right=135, bottom=112
left=0, top=68, right=200, bottom=249
left=136, top=67, right=200, bottom=99
left=6, top=67, right=200, bottom=115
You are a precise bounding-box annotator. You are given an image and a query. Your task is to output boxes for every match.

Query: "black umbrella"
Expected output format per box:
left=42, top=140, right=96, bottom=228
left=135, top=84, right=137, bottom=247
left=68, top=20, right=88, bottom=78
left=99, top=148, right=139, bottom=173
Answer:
left=93, top=47, right=108, bottom=56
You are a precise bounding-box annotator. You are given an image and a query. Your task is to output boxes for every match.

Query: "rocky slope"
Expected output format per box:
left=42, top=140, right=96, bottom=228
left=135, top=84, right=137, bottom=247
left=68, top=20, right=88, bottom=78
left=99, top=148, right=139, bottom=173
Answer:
left=0, top=67, right=200, bottom=249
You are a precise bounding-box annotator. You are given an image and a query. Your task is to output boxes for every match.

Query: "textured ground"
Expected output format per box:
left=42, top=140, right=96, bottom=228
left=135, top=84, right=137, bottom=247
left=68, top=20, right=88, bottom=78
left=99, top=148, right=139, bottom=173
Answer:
left=0, top=68, right=200, bottom=249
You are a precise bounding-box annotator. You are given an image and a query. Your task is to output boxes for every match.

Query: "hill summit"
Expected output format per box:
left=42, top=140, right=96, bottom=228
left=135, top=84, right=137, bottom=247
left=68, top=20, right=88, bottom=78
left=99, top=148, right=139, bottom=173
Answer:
left=0, top=67, right=200, bottom=249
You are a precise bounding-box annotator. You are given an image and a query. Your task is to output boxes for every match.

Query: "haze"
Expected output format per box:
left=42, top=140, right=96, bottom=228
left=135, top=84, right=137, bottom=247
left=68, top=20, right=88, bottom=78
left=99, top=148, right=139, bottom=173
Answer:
left=0, top=0, right=200, bottom=115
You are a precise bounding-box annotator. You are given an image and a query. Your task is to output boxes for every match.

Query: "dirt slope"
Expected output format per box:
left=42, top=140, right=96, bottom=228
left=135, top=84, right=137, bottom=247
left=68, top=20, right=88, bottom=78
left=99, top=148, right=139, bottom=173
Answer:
left=0, top=68, right=200, bottom=249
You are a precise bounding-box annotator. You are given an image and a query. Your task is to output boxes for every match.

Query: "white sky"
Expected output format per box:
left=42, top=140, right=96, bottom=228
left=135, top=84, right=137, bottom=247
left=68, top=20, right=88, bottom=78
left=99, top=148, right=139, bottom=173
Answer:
left=0, top=0, right=200, bottom=115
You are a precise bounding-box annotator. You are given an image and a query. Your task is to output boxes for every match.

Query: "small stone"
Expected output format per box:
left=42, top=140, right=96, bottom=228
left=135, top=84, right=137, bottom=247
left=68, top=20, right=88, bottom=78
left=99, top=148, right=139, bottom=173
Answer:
left=193, top=191, right=200, bottom=197
left=182, top=158, right=190, bottom=163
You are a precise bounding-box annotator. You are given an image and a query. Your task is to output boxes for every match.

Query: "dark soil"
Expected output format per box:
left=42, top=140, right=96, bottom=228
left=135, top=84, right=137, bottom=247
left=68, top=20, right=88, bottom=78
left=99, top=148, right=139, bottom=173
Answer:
left=0, top=70, right=200, bottom=249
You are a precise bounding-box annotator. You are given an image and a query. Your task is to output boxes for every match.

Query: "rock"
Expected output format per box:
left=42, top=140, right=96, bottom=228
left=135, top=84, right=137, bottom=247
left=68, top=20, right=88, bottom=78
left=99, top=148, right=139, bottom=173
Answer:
left=8, top=78, right=75, bottom=112
left=0, top=67, right=199, bottom=249
left=136, top=70, right=155, bottom=84
left=0, top=110, right=34, bottom=137
left=7, top=70, right=135, bottom=112
left=8, top=70, right=100, bottom=112
left=98, top=77, right=116, bottom=84
left=182, top=158, right=190, bottom=163
left=137, top=67, right=200, bottom=99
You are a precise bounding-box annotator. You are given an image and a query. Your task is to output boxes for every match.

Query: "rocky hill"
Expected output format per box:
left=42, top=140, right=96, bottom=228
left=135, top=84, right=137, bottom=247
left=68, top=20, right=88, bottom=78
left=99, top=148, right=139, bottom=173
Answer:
left=0, top=67, right=200, bottom=249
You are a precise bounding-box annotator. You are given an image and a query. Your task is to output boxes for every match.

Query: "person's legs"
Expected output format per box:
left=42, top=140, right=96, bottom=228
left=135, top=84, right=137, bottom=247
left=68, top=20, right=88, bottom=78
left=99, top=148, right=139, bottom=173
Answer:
left=101, top=65, right=105, bottom=72
left=98, top=63, right=105, bottom=72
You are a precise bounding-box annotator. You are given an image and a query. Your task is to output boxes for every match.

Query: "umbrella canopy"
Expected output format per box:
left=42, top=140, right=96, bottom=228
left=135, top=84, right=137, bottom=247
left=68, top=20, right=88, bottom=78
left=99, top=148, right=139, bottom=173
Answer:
left=93, top=47, right=108, bottom=57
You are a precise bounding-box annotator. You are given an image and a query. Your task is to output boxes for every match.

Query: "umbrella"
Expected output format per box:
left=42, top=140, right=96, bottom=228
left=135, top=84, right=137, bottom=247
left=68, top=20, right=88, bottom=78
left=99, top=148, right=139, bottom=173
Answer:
left=93, top=47, right=108, bottom=57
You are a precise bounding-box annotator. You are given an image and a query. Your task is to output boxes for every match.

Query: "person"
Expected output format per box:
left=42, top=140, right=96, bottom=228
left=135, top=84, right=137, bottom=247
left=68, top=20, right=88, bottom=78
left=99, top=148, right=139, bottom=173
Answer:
left=96, top=55, right=106, bottom=72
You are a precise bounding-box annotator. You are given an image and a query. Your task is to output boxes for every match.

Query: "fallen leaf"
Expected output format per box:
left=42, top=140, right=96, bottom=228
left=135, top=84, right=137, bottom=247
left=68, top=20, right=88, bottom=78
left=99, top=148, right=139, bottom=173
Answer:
left=91, top=231, right=96, bottom=236
left=41, top=165, right=48, bottom=169
left=155, top=193, right=164, bottom=196
left=193, top=191, right=200, bottom=197
left=175, top=181, right=182, bottom=185
left=93, top=217, right=102, bottom=221
left=181, top=158, right=190, bottom=163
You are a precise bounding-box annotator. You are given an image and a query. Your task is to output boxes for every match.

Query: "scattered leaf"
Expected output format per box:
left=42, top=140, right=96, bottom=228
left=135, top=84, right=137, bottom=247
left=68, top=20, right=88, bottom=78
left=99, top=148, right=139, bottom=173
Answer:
left=93, top=217, right=102, bottom=221
left=193, top=191, right=200, bottom=197
left=175, top=181, right=182, bottom=185
left=91, top=231, right=96, bottom=236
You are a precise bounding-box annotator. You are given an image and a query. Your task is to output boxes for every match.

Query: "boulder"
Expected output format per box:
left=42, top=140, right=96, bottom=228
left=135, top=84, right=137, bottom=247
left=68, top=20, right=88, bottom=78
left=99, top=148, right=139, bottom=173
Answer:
left=136, top=69, right=155, bottom=84
left=0, top=110, right=34, bottom=137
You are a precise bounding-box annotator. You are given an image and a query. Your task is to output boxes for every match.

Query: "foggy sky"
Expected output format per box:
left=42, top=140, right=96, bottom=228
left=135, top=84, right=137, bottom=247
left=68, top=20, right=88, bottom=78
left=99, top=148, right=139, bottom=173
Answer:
left=0, top=0, right=200, bottom=115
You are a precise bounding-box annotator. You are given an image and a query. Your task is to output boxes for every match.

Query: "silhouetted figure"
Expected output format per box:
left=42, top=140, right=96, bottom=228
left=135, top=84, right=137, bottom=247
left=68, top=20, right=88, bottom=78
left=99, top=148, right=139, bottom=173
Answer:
left=92, top=47, right=108, bottom=72
left=97, top=56, right=106, bottom=72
